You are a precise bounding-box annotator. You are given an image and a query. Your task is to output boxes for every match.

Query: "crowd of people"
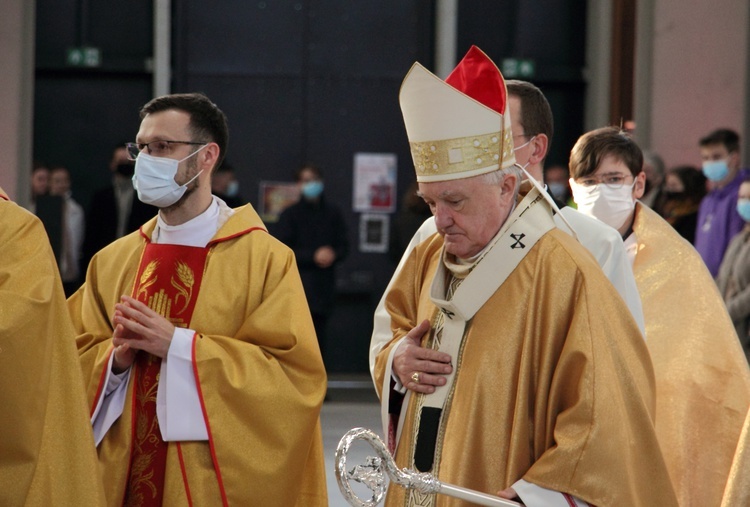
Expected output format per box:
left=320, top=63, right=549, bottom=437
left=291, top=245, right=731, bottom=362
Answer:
left=3, top=44, right=750, bottom=506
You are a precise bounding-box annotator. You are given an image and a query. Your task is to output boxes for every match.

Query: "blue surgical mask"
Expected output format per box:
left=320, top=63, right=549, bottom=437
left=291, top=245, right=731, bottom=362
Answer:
left=702, top=159, right=729, bottom=182
left=301, top=180, right=324, bottom=199
left=132, top=147, right=206, bottom=207
left=737, top=198, right=750, bottom=222
left=225, top=180, right=239, bottom=197
left=547, top=182, right=569, bottom=201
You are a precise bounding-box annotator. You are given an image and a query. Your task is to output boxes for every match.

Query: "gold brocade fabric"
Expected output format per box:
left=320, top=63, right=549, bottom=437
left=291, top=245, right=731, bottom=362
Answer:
left=375, top=228, right=678, bottom=507
left=631, top=203, right=750, bottom=507
left=68, top=203, right=328, bottom=507
left=0, top=190, right=106, bottom=506
left=721, top=408, right=750, bottom=506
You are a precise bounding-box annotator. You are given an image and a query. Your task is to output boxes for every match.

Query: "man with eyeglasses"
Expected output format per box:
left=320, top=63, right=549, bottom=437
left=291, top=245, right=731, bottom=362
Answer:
left=568, top=126, right=750, bottom=506
left=69, top=92, right=328, bottom=506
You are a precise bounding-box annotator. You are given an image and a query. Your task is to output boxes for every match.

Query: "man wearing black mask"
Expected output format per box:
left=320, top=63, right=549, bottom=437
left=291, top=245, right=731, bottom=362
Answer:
left=83, top=144, right=158, bottom=268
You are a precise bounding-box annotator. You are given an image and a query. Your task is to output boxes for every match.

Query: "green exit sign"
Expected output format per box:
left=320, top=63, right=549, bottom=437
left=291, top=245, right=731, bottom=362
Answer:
left=502, top=58, right=535, bottom=78
left=66, top=47, right=101, bottom=68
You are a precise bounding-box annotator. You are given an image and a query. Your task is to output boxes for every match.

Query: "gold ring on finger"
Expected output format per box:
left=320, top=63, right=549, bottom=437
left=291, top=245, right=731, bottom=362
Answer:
left=411, top=371, right=420, bottom=384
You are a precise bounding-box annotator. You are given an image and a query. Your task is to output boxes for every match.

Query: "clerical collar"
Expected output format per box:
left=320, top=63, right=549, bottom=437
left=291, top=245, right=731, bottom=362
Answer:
left=442, top=210, right=511, bottom=279
left=153, top=196, right=224, bottom=247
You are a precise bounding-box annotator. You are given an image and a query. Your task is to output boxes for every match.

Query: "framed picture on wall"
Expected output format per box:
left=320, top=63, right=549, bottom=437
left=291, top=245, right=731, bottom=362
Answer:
left=352, top=152, right=397, bottom=213
left=359, top=213, right=390, bottom=253
left=258, top=181, right=299, bottom=223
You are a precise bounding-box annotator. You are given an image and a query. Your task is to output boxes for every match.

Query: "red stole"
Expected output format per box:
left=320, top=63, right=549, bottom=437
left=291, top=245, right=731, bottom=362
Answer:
left=123, top=243, right=209, bottom=507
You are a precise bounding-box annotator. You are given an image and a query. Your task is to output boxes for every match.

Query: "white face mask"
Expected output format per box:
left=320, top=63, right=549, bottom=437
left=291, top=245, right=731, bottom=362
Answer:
left=132, top=146, right=207, bottom=208
left=570, top=178, right=636, bottom=231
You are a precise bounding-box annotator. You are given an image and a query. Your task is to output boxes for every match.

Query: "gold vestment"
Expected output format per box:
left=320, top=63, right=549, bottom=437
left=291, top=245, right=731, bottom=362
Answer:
left=0, top=188, right=106, bottom=506
left=721, top=408, right=750, bottom=506
left=375, top=226, right=678, bottom=506
left=69, top=204, right=328, bottom=506
left=632, top=203, right=750, bottom=507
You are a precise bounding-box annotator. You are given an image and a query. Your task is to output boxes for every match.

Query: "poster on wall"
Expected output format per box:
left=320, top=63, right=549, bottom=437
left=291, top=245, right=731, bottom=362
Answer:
left=352, top=152, right=397, bottom=213
left=258, top=181, right=299, bottom=223
left=359, top=213, right=390, bottom=253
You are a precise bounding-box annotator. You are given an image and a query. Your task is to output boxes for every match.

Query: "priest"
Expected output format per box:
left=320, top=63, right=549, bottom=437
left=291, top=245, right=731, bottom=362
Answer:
left=0, top=187, right=106, bottom=505
left=568, top=126, right=750, bottom=507
left=69, top=93, right=328, bottom=506
left=373, top=46, right=678, bottom=506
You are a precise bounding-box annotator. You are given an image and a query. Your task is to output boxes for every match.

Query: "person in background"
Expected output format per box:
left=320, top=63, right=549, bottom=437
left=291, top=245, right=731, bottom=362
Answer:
left=543, top=163, right=573, bottom=207
left=31, top=160, right=67, bottom=265
left=641, top=150, right=667, bottom=213
left=374, top=46, right=674, bottom=506
left=28, top=160, right=50, bottom=212
left=716, top=178, right=750, bottom=361
left=695, top=128, right=749, bottom=276
left=0, top=186, right=106, bottom=506
left=569, top=126, right=750, bottom=507
left=83, top=144, right=158, bottom=268
left=211, top=160, right=245, bottom=208
left=389, top=180, right=432, bottom=263
left=69, top=93, right=328, bottom=506
left=275, top=164, right=349, bottom=363
left=661, top=164, right=707, bottom=244
left=49, top=165, right=85, bottom=296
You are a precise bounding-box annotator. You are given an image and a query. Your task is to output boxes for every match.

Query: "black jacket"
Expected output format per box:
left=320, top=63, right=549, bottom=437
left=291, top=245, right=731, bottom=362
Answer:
left=274, top=196, right=349, bottom=314
left=83, top=185, right=158, bottom=268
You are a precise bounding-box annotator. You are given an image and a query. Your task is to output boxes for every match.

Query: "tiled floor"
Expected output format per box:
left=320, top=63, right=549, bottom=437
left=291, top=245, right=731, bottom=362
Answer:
left=322, top=375, right=386, bottom=507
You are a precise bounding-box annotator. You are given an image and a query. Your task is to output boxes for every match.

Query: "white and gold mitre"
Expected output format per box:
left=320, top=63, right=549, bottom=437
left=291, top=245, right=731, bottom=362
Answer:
left=399, top=45, right=516, bottom=182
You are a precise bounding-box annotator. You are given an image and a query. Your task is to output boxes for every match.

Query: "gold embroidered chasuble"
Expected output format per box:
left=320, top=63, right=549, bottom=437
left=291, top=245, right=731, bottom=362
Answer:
left=69, top=203, right=328, bottom=507
left=721, top=408, right=750, bottom=506
left=0, top=188, right=106, bottom=506
left=374, top=209, right=678, bottom=506
left=631, top=203, right=750, bottom=507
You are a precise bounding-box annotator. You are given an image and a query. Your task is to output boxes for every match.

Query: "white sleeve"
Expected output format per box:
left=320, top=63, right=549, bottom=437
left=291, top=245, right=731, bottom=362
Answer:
left=369, top=217, right=438, bottom=381
left=513, top=479, right=591, bottom=507
left=91, top=354, right=131, bottom=446
left=156, top=327, right=209, bottom=442
left=556, top=208, right=645, bottom=336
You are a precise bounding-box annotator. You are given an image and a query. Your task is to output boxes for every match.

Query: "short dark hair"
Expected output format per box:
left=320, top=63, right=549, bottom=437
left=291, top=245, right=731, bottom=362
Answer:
left=667, top=165, right=707, bottom=203
left=569, top=126, right=643, bottom=179
left=699, top=128, right=740, bottom=153
left=32, top=160, right=48, bottom=173
left=506, top=80, right=554, bottom=148
left=140, top=92, right=229, bottom=171
left=294, top=163, right=323, bottom=182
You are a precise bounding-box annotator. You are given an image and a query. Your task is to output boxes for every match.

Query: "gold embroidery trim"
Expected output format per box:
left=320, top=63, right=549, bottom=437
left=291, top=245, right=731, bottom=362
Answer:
left=409, top=129, right=514, bottom=177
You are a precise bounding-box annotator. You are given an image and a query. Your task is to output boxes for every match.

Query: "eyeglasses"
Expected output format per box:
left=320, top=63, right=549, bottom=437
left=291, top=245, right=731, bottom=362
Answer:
left=125, top=140, right=207, bottom=160
left=575, top=173, right=634, bottom=189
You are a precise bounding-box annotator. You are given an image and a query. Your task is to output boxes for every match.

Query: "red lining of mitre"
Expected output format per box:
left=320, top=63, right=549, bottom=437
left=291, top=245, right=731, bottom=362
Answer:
left=445, top=45, right=506, bottom=115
